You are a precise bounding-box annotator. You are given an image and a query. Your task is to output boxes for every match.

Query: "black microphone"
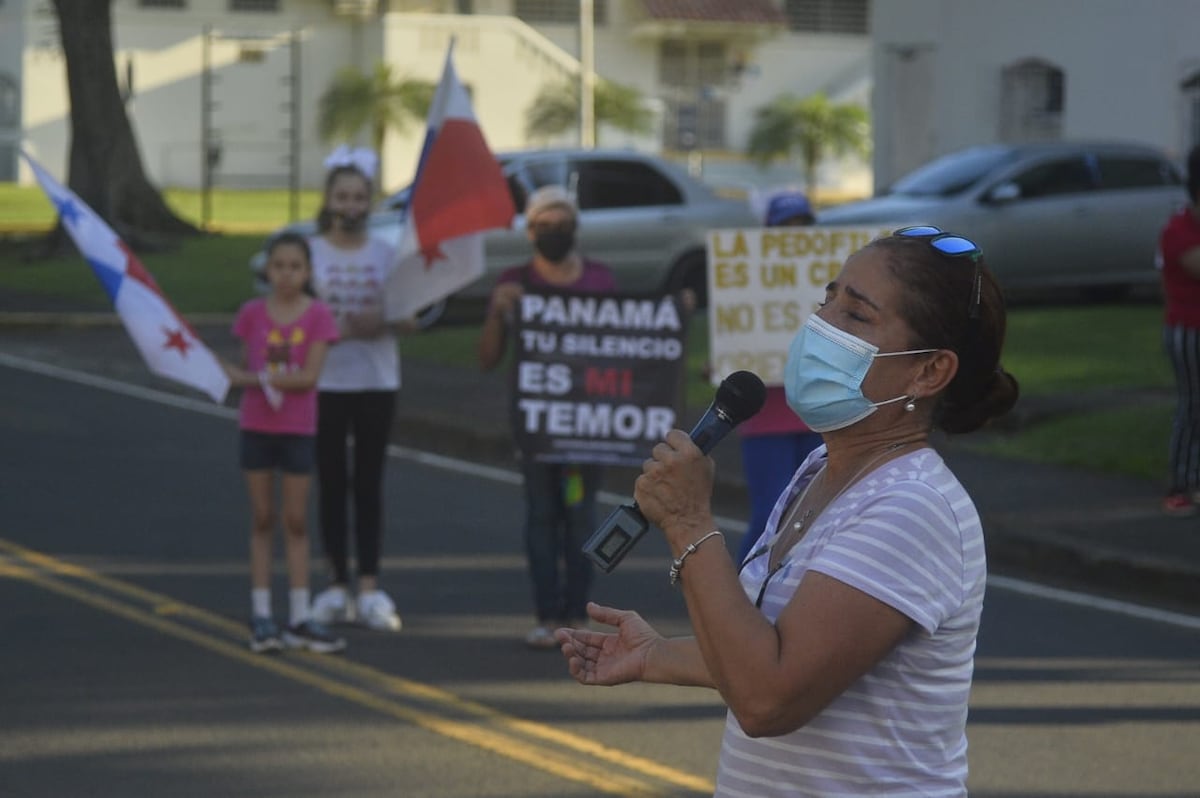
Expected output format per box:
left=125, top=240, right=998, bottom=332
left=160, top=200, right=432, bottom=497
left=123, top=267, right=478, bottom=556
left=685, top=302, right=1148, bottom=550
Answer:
left=582, top=371, right=767, bottom=573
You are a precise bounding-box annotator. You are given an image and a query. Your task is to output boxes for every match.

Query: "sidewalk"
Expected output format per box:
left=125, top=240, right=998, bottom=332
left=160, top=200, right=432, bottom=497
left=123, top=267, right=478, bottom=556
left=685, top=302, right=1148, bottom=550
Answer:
left=3, top=306, right=1199, bottom=611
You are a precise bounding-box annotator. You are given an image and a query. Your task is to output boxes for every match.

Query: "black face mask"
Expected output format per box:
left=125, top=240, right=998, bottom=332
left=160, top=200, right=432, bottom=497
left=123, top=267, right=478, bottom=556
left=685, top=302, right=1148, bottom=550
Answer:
left=336, top=211, right=368, bottom=233
left=534, top=230, right=575, bottom=262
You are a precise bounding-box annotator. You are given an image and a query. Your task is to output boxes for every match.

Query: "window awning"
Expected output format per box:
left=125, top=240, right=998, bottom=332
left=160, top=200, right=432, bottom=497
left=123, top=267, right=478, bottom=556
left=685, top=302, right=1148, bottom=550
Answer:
left=633, top=0, right=786, bottom=40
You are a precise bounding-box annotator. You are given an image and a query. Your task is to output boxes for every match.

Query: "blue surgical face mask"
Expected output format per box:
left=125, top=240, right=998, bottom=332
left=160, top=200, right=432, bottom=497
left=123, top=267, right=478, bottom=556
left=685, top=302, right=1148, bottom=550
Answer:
left=784, top=315, right=936, bottom=433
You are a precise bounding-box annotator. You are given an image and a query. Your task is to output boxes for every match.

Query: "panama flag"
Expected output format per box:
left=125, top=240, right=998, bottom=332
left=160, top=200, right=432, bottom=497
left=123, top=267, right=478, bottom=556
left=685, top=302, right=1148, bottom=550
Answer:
left=21, top=152, right=230, bottom=403
left=384, top=40, right=516, bottom=321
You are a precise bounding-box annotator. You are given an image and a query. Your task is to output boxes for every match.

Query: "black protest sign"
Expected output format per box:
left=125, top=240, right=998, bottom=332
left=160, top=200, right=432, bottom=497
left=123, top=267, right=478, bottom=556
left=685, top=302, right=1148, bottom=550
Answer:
left=509, top=289, right=690, bottom=465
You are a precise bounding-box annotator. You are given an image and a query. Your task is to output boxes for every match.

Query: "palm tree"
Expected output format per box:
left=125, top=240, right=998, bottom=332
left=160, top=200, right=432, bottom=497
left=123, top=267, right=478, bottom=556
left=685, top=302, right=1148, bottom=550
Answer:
left=524, top=78, right=653, bottom=143
left=317, top=63, right=435, bottom=161
left=746, top=92, right=870, bottom=195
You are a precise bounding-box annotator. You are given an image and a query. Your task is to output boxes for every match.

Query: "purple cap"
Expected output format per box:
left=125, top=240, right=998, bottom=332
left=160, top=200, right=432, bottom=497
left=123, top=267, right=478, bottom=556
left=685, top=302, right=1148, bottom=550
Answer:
left=765, top=192, right=813, bottom=226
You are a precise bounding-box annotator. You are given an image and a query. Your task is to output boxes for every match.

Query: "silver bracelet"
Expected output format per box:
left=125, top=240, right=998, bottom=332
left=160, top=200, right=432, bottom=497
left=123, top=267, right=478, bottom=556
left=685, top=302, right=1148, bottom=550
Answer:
left=669, top=530, right=724, bottom=586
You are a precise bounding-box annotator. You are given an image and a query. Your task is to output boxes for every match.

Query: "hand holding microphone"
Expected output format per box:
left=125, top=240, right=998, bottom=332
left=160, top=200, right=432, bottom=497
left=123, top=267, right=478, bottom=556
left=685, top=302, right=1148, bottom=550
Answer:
left=582, top=371, right=767, bottom=572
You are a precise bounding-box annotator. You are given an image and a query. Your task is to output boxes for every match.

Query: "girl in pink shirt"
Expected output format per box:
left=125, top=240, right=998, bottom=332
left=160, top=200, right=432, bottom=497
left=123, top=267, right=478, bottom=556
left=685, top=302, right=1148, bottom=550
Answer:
left=224, top=232, right=344, bottom=655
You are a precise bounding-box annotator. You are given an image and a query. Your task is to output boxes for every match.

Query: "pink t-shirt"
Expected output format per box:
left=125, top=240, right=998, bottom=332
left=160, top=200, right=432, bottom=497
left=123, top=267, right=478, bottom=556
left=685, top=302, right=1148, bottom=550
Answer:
left=232, top=298, right=339, bottom=434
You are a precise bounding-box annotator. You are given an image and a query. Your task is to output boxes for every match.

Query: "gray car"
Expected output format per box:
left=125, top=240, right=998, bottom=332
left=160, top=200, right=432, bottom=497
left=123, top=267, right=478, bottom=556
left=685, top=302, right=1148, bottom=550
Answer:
left=252, top=147, right=758, bottom=326
left=816, top=140, right=1188, bottom=299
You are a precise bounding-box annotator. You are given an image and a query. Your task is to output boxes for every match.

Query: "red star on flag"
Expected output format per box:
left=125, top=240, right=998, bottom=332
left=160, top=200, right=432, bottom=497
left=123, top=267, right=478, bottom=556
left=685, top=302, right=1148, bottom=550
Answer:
left=163, top=327, right=192, bottom=356
left=421, top=242, right=447, bottom=270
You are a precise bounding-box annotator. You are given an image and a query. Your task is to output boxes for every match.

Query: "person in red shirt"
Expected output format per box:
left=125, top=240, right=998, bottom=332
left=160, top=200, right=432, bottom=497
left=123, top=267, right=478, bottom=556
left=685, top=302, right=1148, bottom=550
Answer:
left=1159, top=144, right=1200, bottom=516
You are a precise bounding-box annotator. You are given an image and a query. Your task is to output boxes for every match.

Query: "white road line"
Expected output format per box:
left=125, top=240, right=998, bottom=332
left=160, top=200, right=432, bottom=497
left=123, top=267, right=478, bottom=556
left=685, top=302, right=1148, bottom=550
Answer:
left=0, top=352, right=237, bottom=420
left=5, top=350, right=1198, bottom=629
left=986, top=574, right=1200, bottom=630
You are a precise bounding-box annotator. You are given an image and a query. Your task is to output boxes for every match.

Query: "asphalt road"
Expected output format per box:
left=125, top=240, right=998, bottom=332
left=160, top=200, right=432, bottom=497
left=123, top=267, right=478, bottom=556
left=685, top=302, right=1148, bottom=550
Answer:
left=2, top=353, right=1200, bottom=797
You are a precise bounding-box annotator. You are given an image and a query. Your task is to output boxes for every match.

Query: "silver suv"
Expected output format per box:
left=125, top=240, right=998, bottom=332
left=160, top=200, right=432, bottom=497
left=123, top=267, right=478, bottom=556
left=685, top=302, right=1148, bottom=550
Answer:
left=252, top=148, right=758, bottom=326
left=817, top=140, right=1187, bottom=299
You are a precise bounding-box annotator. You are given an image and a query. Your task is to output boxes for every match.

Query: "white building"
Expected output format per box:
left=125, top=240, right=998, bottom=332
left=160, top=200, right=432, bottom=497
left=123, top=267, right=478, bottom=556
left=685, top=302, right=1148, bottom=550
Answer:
left=871, top=0, right=1200, bottom=189
left=3, top=0, right=872, bottom=198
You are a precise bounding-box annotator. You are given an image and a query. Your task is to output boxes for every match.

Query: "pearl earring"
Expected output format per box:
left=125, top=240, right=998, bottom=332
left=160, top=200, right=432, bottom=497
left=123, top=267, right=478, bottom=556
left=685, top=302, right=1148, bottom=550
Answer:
left=904, top=398, right=917, bottom=412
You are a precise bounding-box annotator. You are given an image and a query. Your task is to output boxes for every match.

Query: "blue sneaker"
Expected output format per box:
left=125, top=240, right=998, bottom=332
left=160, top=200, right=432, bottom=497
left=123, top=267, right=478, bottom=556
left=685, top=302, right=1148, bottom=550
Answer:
left=248, top=616, right=283, bottom=654
left=283, top=619, right=346, bottom=654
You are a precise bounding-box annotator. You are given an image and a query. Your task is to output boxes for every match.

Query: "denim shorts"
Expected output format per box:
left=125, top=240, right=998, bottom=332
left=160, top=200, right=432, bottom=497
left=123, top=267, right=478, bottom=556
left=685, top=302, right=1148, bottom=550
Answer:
left=239, top=431, right=315, bottom=474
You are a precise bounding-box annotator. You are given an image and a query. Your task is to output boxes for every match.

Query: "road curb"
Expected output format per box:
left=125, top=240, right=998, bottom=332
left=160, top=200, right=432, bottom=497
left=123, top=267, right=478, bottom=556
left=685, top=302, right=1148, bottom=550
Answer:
left=984, top=526, right=1200, bottom=608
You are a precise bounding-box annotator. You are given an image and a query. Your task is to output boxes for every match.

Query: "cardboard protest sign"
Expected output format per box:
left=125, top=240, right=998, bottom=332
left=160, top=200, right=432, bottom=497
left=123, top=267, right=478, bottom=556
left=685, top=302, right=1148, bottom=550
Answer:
left=705, top=225, right=893, bottom=385
left=510, top=289, right=691, bottom=465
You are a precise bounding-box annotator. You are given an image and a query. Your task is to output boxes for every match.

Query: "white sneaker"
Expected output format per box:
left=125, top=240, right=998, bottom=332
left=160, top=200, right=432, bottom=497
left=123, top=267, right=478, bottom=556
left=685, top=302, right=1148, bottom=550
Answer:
left=524, top=625, right=558, bottom=650
left=357, top=589, right=402, bottom=632
left=310, top=586, right=355, bottom=625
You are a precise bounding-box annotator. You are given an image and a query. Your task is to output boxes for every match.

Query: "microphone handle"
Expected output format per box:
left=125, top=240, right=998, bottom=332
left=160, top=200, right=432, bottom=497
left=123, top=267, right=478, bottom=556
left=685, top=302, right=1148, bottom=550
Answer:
left=582, top=401, right=739, bottom=573
left=690, top=409, right=734, bottom=455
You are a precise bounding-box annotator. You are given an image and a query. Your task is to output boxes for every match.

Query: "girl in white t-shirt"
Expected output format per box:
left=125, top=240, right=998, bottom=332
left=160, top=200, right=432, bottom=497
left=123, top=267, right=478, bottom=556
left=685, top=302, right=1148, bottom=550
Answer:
left=307, top=148, right=416, bottom=632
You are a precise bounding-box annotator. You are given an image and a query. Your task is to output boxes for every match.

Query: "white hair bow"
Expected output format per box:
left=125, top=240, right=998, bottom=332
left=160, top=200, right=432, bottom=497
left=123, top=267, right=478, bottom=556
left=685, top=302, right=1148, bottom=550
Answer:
left=323, top=145, right=378, bottom=181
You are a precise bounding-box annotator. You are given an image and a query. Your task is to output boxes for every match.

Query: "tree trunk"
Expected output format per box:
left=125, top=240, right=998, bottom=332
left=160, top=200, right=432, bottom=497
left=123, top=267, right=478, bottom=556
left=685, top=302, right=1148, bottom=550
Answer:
left=52, top=0, right=198, bottom=241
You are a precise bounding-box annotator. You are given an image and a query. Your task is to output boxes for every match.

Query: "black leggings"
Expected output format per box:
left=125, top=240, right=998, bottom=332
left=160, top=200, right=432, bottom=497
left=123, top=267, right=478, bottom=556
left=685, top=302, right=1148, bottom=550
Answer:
left=316, top=390, right=396, bottom=584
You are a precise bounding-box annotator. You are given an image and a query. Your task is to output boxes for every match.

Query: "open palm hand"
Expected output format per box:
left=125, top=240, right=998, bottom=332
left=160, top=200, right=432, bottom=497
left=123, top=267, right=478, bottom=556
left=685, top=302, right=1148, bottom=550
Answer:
left=555, top=602, right=660, bottom=686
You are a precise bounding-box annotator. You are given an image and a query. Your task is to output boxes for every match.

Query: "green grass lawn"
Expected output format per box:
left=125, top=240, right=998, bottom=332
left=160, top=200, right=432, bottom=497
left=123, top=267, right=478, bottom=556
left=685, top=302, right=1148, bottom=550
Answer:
left=162, top=189, right=322, bottom=232
left=1000, top=304, right=1170, bottom=395
left=0, top=232, right=264, bottom=313
left=969, top=402, right=1171, bottom=482
left=0, top=184, right=321, bottom=233
left=959, top=302, right=1171, bottom=483
left=0, top=200, right=1174, bottom=483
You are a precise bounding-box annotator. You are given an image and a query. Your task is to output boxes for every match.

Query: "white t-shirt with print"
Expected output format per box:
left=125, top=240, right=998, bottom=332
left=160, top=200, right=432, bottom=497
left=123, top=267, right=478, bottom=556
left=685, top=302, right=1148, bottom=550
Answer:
left=309, top=235, right=400, bottom=392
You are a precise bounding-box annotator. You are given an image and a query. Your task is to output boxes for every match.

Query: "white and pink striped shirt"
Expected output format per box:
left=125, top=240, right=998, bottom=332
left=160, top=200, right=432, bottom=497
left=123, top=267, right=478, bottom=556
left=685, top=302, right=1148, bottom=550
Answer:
left=720, top=446, right=984, bottom=797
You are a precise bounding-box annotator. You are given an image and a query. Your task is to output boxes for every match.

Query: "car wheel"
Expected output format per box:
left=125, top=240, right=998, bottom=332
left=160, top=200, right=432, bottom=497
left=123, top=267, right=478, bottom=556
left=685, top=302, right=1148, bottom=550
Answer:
left=666, top=251, right=708, bottom=309
left=414, top=298, right=448, bottom=330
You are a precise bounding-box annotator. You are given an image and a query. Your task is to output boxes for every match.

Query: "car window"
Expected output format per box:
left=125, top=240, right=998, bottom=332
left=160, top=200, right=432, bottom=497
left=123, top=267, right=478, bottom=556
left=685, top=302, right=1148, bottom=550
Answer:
left=886, top=146, right=1020, bottom=197
left=505, top=155, right=569, bottom=215
left=1009, top=156, right=1096, bottom=199
left=522, top=157, right=568, bottom=190
left=379, top=186, right=410, bottom=211
left=1096, top=155, right=1183, bottom=189
left=572, top=159, right=684, bottom=210
left=507, top=175, right=528, bottom=217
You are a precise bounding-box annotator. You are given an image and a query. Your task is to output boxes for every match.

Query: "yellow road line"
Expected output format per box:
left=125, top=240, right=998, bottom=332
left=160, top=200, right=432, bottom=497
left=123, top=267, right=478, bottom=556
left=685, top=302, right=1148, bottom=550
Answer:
left=0, top=539, right=715, bottom=795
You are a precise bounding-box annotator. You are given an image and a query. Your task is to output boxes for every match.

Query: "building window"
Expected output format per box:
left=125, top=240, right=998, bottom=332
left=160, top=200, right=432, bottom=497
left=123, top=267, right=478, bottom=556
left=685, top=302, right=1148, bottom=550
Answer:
left=785, top=0, right=869, bottom=34
left=0, top=72, right=15, bottom=181
left=229, top=0, right=279, bottom=12
left=999, top=59, right=1064, bottom=143
left=140, top=0, right=186, bottom=8
left=0, top=74, right=18, bottom=129
left=659, top=40, right=728, bottom=150
left=1183, top=71, right=1200, bottom=150
left=454, top=0, right=473, bottom=13
left=514, top=0, right=606, bottom=25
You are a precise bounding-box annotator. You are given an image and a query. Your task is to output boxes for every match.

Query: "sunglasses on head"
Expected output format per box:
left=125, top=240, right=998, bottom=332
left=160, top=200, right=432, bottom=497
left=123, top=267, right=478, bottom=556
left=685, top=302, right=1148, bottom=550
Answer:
left=894, top=225, right=983, bottom=320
